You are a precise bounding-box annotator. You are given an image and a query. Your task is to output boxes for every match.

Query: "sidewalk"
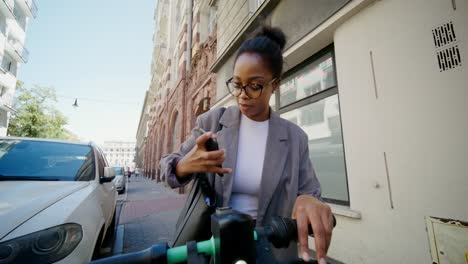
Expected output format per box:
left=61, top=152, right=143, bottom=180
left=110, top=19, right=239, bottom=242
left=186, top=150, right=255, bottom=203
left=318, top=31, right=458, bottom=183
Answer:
left=116, top=176, right=186, bottom=253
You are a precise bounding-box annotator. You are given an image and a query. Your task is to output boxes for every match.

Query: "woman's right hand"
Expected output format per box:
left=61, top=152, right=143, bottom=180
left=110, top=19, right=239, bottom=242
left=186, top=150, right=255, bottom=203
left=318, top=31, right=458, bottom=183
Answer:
left=175, top=132, right=232, bottom=177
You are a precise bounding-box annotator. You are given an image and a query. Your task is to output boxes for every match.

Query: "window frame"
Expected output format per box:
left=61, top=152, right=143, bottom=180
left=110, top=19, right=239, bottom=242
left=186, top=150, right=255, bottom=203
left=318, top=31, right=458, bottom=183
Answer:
left=275, top=44, right=350, bottom=206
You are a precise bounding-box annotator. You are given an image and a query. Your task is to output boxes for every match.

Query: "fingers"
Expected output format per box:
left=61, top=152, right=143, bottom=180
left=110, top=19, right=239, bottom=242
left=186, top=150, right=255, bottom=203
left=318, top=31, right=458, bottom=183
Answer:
left=310, top=211, right=327, bottom=261
left=206, top=166, right=232, bottom=174
left=321, top=208, right=333, bottom=253
left=295, top=211, right=311, bottom=261
left=195, top=132, right=213, bottom=148
left=202, top=149, right=225, bottom=160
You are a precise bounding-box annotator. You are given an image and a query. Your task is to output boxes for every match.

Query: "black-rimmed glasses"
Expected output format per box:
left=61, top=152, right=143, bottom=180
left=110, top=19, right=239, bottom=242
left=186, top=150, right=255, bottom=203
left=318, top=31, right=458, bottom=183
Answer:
left=225, top=78, right=277, bottom=99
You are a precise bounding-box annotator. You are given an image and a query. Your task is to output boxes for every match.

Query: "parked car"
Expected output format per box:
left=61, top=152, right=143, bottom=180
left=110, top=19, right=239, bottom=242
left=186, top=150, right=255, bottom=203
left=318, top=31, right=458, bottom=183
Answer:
left=113, top=166, right=126, bottom=194
left=0, top=137, right=118, bottom=264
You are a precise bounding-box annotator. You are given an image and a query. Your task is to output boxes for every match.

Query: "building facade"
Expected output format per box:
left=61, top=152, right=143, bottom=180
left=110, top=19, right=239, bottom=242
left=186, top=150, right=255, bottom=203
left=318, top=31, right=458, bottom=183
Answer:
left=0, top=0, right=37, bottom=136
left=139, top=0, right=467, bottom=262
left=102, top=141, right=136, bottom=169
left=137, top=0, right=217, bottom=189
left=135, top=91, right=150, bottom=171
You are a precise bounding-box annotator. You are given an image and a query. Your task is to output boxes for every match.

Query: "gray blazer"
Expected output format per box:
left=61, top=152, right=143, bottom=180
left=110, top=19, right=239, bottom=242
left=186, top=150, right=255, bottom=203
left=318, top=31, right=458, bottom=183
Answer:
left=160, top=105, right=322, bottom=260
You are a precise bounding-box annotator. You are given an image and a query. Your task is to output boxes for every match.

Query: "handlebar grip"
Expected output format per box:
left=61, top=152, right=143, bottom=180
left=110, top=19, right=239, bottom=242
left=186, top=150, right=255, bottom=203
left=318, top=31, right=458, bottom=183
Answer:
left=260, top=215, right=337, bottom=249
left=88, top=243, right=168, bottom=264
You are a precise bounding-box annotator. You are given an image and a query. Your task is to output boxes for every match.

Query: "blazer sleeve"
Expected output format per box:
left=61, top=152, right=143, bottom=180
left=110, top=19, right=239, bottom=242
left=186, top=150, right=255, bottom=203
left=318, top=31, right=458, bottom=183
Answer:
left=160, top=116, right=203, bottom=188
left=297, top=132, right=322, bottom=199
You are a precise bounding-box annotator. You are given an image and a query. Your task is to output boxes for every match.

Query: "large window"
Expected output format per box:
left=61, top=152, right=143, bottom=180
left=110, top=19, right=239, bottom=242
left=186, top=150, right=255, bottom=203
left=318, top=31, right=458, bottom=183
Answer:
left=275, top=46, right=349, bottom=205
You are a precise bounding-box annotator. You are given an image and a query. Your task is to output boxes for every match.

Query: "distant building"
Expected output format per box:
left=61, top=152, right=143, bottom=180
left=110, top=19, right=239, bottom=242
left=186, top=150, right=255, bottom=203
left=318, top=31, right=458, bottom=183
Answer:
left=0, top=0, right=38, bottom=136
left=102, top=141, right=136, bottom=169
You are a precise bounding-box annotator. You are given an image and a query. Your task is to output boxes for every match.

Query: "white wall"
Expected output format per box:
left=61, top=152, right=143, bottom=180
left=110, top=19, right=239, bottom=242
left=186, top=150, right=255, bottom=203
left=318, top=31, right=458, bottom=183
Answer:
left=329, top=0, right=468, bottom=263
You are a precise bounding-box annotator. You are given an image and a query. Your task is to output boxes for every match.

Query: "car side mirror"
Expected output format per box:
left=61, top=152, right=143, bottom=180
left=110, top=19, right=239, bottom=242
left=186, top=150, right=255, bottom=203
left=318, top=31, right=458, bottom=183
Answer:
left=100, top=167, right=115, bottom=183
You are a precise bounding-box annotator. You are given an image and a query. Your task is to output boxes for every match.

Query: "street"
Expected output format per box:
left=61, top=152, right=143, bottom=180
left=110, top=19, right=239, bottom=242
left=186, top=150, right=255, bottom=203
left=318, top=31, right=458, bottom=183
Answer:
left=113, top=176, right=186, bottom=255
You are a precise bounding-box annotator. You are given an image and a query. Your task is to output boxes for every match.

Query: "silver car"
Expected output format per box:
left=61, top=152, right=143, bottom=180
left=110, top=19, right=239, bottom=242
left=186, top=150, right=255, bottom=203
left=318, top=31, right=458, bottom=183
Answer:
left=113, top=167, right=126, bottom=194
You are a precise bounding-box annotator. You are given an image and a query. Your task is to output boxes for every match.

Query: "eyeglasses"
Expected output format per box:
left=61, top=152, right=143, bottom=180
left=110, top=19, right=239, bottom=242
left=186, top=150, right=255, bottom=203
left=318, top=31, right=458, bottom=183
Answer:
left=225, top=78, right=277, bottom=99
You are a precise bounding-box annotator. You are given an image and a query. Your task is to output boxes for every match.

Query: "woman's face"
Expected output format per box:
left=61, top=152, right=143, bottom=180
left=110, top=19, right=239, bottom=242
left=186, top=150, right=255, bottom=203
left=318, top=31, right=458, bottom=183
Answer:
left=232, top=52, right=279, bottom=122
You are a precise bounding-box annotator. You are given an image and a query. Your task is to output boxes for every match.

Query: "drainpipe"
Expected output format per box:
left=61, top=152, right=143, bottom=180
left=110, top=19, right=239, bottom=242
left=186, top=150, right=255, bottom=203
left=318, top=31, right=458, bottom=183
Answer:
left=187, top=0, right=193, bottom=73
left=183, top=0, right=193, bottom=142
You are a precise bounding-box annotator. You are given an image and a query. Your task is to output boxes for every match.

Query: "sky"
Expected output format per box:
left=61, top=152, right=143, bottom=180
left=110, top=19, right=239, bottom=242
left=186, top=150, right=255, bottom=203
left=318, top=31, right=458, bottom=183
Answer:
left=18, top=0, right=157, bottom=144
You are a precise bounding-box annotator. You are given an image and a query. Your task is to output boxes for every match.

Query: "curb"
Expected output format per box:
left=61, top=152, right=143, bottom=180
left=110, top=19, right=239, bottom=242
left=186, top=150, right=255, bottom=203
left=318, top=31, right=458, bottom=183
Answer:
left=112, top=224, right=125, bottom=255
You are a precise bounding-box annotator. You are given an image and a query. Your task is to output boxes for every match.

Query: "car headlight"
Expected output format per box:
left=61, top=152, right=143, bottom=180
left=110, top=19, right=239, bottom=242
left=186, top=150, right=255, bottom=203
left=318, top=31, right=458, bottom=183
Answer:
left=0, top=223, right=82, bottom=264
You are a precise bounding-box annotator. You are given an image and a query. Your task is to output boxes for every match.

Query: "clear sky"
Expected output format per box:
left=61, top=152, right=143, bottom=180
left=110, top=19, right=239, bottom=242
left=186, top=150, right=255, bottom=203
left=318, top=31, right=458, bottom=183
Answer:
left=18, top=0, right=157, bottom=144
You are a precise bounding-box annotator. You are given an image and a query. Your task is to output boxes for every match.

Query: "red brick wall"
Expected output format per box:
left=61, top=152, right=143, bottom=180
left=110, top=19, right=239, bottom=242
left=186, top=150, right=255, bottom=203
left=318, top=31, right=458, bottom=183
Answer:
left=144, top=27, right=217, bottom=194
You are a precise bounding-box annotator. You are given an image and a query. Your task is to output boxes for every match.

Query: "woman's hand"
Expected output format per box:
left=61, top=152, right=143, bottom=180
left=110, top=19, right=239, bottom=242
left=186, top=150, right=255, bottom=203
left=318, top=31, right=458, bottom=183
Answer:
left=175, top=132, right=232, bottom=177
left=292, top=195, right=333, bottom=264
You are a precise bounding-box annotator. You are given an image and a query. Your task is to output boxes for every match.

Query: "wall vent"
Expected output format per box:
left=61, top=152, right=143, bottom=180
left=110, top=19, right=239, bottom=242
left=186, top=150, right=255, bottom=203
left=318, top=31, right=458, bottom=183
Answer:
left=437, top=45, right=462, bottom=72
left=432, top=21, right=462, bottom=72
left=432, top=21, right=457, bottom=48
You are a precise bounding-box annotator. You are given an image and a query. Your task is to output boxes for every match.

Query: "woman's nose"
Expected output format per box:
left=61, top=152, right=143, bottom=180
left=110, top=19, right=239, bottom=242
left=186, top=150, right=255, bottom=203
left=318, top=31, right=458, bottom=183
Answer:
left=239, top=87, right=250, bottom=99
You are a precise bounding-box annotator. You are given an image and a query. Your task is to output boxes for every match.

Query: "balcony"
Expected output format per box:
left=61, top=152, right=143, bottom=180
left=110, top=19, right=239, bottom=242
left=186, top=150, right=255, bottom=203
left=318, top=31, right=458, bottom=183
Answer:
left=6, top=37, right=29, bottom=63
left=24, top=0, right=37, bottom=18
left=0, top=0, right=15, bottom=19
left=1, top=0, right=33, bottom=34
left=0, top=92, right=15, bottom=112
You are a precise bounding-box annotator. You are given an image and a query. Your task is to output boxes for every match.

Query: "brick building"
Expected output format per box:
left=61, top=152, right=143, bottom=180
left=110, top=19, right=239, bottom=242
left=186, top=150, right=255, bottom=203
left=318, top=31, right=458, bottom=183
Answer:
left=136, top=0, right=218, bottom=192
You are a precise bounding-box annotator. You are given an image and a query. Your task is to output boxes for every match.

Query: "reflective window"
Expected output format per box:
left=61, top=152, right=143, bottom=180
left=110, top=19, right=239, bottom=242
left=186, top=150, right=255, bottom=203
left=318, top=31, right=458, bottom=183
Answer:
left=280, top=52, right=336, bottom=107
left=281, top=95, right=348, bottom=203
left=277, top=46, right=349, bottom=205
left=0, top=140, right=95, bottom=181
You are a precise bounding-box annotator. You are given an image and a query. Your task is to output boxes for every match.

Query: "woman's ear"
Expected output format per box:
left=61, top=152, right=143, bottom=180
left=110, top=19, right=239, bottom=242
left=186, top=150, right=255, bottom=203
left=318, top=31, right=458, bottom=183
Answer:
left=272, top=79, right=281, bottom=93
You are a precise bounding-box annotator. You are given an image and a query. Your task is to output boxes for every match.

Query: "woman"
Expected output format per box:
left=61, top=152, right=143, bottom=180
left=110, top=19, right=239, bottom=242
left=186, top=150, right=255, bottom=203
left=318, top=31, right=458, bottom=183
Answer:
left=161, top=26, right=333, bottom=263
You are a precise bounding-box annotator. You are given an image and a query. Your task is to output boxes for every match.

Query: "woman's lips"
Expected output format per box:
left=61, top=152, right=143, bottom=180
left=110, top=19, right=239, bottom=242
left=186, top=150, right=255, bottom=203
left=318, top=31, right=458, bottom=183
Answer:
left=239, top=103, right=252, bottom=109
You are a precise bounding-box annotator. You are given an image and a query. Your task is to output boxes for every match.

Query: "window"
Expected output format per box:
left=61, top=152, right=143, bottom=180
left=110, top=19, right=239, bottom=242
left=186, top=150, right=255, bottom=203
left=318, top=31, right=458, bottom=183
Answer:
left=280, top=52, right=336, bottom=108
left=1, top=54, right=16, bottom=75
left=275, top=45, right=349, bottom=205
left=0, top=140, right=95, bottom=181
left=208, top=6, right=217, bottom=35
left=249, top=0, right=266, bottom=14
left=0, top=86, right=7, bottom=97
left=172, top=113, right=179, bottom=152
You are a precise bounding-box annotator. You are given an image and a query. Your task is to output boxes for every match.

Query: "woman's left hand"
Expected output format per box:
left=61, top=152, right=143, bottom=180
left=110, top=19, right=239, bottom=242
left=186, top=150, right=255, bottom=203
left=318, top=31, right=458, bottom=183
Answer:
left=292, top=195, right=333, bottom=264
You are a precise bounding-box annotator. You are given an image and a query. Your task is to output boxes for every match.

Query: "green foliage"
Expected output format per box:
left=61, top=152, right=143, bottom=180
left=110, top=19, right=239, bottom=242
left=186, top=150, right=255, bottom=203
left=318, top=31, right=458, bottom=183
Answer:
left=7, top=82, right=70, bottom=140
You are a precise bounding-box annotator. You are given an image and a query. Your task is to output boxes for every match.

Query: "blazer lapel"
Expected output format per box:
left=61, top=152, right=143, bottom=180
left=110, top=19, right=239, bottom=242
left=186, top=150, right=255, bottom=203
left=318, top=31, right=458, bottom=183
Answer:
left=257, top=111, right=288, bottom=224
left=216, top=106, right=241, bottom=206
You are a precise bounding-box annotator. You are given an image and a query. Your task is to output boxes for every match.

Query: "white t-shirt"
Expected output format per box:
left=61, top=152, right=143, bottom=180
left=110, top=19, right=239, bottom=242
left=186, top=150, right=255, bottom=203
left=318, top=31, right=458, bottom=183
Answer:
left=229, top=114, right=269, bottom=218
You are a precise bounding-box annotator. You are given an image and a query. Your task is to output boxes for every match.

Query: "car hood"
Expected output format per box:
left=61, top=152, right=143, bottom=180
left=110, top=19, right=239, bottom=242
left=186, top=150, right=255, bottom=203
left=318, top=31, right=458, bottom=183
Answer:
left=0, top=181, right=90, bottom=240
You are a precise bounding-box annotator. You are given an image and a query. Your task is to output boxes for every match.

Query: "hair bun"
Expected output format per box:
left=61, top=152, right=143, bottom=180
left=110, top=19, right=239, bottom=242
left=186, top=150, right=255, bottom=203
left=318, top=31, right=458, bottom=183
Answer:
left=253, top=26, right=287, bottom=51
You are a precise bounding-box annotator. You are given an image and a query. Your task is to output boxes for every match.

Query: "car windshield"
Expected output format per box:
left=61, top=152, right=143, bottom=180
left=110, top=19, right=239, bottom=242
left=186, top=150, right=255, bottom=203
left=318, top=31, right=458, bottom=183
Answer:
left=0, top=139, right=95, bottom=181
left=114, top=167, right=123, bottom=175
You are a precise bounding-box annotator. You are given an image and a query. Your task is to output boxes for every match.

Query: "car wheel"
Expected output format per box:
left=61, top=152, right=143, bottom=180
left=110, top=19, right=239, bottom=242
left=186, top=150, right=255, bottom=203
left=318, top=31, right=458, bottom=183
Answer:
left=108, top=211, right=116, bottom=235
left=96, top=212, right=117, bottom=259
left=91, top=226, right=105, bottom=260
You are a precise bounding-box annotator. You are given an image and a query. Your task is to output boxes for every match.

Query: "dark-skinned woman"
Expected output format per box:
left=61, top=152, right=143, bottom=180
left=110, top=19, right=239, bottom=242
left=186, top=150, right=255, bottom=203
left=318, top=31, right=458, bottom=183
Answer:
left=161, top=26, right=333, bottom=264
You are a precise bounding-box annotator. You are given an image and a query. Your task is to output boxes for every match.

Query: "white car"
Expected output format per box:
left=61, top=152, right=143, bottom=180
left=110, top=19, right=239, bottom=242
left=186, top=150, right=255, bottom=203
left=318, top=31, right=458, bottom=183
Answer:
left=113, top=166, right=126, bottom=194
left=0, top=137, right=117, bottom=264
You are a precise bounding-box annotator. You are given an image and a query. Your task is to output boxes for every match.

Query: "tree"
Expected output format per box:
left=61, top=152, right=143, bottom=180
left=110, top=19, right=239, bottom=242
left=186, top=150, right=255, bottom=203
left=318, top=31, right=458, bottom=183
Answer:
left=7, top=82, right=70, bottom=140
